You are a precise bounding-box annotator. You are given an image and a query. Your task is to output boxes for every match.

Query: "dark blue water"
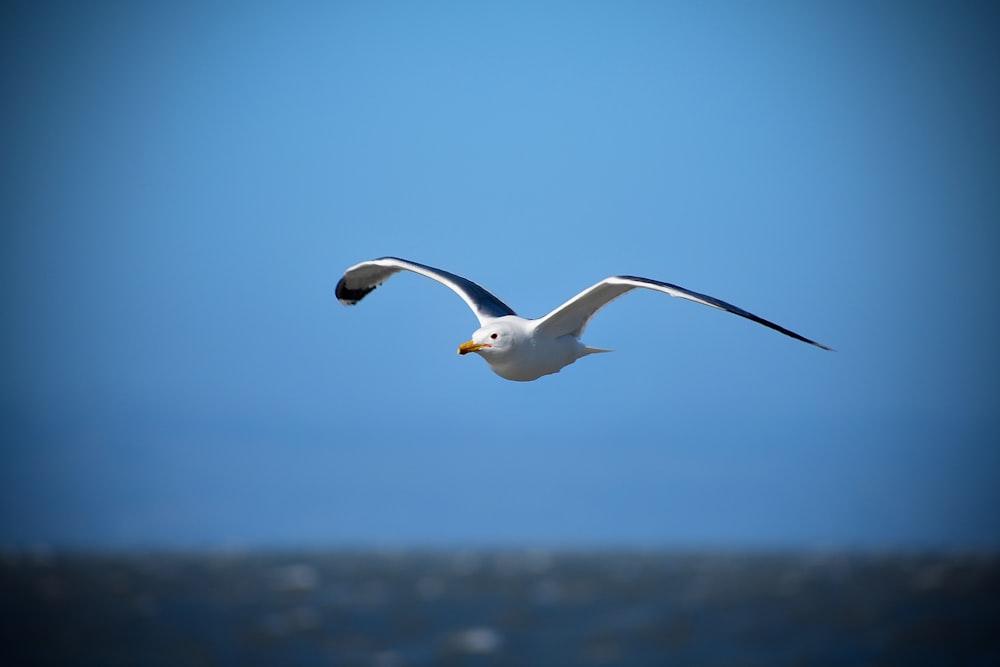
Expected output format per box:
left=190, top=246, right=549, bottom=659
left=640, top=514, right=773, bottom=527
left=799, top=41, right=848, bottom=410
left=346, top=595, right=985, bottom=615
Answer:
left=3, top=550, right=998, bottom=666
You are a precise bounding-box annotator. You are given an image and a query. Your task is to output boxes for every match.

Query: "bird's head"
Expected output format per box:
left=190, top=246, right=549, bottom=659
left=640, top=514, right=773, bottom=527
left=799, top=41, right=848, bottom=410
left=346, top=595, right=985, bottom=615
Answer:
left=457, top=319, right=518, bottom=359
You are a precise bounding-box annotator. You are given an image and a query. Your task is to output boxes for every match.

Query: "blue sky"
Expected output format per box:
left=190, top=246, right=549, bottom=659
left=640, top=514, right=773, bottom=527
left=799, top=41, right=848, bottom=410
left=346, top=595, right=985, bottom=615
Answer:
left=1, top=2, right=997, bottom=550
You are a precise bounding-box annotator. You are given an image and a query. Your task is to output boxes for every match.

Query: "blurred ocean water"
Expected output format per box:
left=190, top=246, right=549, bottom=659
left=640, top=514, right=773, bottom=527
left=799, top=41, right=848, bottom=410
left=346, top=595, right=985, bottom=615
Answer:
left=2, top=550, right=998, bottom=666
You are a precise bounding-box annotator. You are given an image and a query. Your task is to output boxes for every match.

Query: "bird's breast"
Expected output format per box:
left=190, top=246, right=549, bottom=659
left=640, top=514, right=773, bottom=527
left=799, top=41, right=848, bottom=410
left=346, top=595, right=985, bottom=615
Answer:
left=485, top=335, right=583, bottom=382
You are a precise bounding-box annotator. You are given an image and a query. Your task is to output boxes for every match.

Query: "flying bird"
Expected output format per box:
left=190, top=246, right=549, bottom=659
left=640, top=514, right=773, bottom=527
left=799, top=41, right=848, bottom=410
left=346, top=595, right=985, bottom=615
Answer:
left=336, top=257, right=831, bottom=381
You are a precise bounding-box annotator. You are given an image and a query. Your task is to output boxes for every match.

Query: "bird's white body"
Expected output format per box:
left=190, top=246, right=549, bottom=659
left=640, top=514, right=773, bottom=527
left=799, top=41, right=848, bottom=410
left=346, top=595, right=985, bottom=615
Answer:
left=335, top=256, right=829, bottom=381
left=463, top=315, right=609, bottom=381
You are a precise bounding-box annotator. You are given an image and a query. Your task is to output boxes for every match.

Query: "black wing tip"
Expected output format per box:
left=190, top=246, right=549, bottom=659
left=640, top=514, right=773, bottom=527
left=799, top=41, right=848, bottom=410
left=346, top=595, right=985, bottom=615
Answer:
left=749, top=320, right=834, bottom=351
left=770, top=326, right=835, bottom=351
left=791, top=333, right=834, bottom=351
left=335, top=276, right=377, bottom=305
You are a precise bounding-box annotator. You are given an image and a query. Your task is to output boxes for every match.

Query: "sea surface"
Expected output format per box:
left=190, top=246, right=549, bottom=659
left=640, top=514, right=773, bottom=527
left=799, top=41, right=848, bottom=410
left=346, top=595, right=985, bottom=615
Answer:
left=2, top=549, right=998, bottom=666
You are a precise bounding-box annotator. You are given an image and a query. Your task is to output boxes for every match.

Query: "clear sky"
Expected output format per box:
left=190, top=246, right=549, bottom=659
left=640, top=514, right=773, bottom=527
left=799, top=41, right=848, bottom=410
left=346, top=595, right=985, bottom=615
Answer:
left=1, top=2, right=997, bottom=550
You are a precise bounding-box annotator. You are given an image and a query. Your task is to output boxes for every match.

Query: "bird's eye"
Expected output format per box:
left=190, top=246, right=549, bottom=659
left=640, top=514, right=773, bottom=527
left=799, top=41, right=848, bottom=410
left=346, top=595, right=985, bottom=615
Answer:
left=490, top=332, right=499, bottom=340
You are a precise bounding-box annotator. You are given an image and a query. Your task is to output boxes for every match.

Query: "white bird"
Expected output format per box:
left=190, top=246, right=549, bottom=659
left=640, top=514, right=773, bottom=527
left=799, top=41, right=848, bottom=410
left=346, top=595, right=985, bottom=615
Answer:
left=336, top=257, right=831, bottom=381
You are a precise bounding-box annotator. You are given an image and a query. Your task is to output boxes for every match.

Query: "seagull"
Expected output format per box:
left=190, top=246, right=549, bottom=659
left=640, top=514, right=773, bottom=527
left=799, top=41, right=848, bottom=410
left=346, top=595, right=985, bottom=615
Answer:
left=336, top=256, right=831, bottom=381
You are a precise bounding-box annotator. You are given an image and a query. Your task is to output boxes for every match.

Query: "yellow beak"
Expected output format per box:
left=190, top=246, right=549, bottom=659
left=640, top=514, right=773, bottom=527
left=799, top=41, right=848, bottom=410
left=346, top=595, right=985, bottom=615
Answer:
left=458, top=340, right=491, bottom=355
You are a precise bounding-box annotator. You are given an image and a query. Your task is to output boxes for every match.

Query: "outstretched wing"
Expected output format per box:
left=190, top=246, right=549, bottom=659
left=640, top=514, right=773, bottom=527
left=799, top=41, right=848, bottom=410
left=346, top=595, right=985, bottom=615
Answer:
left=534, top=275, right=831, bottom=350
left=336, top=257, right=517, bottom=325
